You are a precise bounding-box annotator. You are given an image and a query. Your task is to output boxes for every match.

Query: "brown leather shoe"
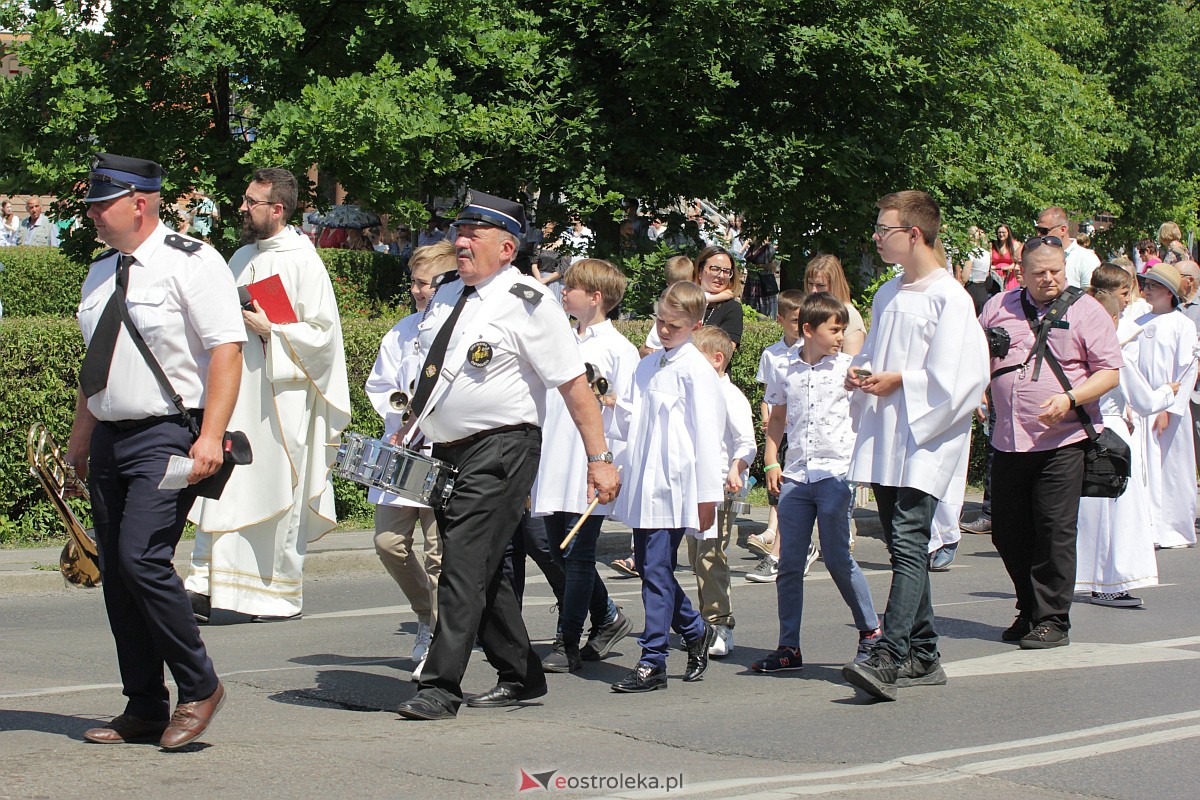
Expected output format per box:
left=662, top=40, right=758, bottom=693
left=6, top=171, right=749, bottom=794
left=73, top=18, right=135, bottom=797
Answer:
left=83, top=713, right=168, bottom=744
left=159, top=683, right=226, bottom=750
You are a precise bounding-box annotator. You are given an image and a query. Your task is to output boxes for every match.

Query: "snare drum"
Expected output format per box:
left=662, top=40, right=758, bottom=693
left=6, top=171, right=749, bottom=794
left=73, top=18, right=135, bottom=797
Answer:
left=333, top=432, right=457, bottom=507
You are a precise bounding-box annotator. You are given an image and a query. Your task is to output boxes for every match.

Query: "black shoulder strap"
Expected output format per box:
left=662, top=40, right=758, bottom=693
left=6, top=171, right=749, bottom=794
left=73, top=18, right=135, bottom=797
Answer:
left=1039, top=343, right=1101, bottom=441
left=1020, top=286, right=1084, bottom=381
left=114, top=300, right=200, bottom=438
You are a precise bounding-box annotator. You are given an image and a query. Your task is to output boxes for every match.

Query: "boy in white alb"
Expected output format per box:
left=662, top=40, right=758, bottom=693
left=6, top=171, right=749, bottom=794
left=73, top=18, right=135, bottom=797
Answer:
left=754, top=293, right=880, bottom=674
left=688, top=326, right=757, bottom=657
left=1134, top=263, right=1198, bottom=549
left=842, top=191, right=989, bottom=701
left=532, top=259, right=639, bottom=673
left=611, top=282, right=726, bottom=693
left=365, top=242, right=456, bottom=679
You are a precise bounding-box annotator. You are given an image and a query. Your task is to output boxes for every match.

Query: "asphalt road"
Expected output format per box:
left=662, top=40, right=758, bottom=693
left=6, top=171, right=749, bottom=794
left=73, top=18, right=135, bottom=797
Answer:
left=2, top=510, right=1199, bottom=800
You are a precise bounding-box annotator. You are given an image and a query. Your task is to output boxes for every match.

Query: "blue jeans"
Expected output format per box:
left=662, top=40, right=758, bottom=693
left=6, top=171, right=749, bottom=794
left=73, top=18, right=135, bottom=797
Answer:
left=871, top=485, right=939, bottom=662
left=544, top=512, right=616, bottom=645
left=776, top=478, right=878, bottom=648
left=633, top=528, right=705, bottom=669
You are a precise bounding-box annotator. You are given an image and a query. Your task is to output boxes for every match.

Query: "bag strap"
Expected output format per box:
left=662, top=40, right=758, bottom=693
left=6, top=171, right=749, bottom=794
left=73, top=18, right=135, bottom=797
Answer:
left=114, top=298, right=201, bottom=439
left=1037, top=332, right=1101, bottom=442
left=1019, top=286, right=1084, bottom=381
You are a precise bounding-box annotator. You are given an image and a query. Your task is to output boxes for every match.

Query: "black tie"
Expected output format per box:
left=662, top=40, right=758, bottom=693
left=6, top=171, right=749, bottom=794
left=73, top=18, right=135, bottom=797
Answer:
left=79, top=254, right=133, bottom=397
left=409, top=285, right=475, bottom=418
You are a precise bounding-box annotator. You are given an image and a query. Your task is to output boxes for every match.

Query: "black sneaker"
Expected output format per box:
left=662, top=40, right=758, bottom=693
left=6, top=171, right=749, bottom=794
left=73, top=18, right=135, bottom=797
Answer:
left=1019, top=623, right=1070, bottom=649
left=1001, top=616, right=1032, bottom=642
left=580, top=606, right=633, bottom=661
left=842, top=649, right=898, bottom=701
left=611, top=662, right=667, bottom=693
left=895, top=653, right=947, bottom=687
left=188, top=591, right=211, bottom=624
left=541, top=640, right=581, bottom=673
left=682, top=623, right=716, bottom=682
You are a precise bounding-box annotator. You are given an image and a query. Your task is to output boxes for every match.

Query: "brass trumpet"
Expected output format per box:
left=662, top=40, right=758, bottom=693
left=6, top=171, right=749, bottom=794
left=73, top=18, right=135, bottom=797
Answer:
left=26, top=423, right=101, bottom=587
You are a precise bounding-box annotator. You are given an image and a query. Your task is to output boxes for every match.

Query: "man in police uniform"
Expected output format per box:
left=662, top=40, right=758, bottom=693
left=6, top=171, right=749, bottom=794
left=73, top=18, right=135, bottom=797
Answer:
left=396, top=191, right=621, bottom=720
left=65, top=154, right=246, bottom=748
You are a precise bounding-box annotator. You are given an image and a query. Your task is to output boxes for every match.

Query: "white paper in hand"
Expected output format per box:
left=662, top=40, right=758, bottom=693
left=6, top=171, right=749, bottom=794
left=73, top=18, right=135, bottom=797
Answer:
left=159, top=455, right=195, bottom=490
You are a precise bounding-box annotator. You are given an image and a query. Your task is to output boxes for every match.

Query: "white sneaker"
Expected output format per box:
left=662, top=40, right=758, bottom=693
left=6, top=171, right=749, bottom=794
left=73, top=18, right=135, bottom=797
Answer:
left=708, top=625, right=734, bottom=657
left=746, top=555, right=779, bottom=583
left=411, top=654, right=427, bottom=683
left=804, top=539, right=820, bottom=576
left=411, top=621, right=432, bottom=663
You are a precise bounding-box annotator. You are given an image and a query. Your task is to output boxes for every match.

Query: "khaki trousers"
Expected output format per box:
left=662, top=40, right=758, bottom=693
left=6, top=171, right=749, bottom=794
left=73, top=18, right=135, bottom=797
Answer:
left=374, top=504, right=441, bottom=628
left=686, top=503, right=735, bottom=628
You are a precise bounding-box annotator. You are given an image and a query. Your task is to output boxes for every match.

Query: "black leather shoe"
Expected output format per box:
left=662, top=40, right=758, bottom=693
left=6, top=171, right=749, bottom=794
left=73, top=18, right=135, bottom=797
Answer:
left=397, top=692, right=457, bottom=720
left=611, top=662, right=667, bottom=693
left=682, top=623, right=716, bottom=682
left=465, top=682, right=548, bottom=708
left=188, top=591, right=210, bottom=624
left=1001, top=616, right=1033, bottom=642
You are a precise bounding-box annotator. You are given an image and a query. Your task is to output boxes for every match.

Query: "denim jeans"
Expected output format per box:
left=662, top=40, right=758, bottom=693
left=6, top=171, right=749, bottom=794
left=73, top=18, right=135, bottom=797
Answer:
left=776, top=478, right=878, bottom=648
left=633, top=528, right=705, bottom=669
left=543, top=511, right=616, bottom=645
left=871, top=485, right=939, bottom=662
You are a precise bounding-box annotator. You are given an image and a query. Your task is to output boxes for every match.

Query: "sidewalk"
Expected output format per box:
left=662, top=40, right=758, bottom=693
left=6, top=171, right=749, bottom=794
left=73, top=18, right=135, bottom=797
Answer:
left=0, top=489, right=984, bottom=593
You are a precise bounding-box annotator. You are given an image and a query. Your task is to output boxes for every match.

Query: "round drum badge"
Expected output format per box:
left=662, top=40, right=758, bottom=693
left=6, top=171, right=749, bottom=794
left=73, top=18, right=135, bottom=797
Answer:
left=468, top=341, right=494, bottom=367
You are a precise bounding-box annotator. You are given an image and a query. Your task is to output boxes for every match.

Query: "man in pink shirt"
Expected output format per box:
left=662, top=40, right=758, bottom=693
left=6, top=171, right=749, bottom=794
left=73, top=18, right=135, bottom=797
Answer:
left=979, top=235, right=1121, bottom=649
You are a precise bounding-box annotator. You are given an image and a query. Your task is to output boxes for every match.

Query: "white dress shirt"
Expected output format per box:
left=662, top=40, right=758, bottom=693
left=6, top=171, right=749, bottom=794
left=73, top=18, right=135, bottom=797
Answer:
left=76, top=222, right=246, bottom=421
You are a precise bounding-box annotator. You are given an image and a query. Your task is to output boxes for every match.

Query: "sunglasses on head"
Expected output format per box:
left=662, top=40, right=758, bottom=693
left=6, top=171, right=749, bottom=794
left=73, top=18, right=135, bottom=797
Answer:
left=1024, top=235, right=1063, bottom=252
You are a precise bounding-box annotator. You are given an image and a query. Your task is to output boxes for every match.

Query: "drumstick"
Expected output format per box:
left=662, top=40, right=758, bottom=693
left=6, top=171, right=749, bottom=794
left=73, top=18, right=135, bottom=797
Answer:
left=560, top=466, right=622, bottom=551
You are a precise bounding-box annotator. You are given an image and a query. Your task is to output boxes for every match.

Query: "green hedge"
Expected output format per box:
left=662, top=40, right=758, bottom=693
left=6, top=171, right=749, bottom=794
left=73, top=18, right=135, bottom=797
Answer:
left=0, top=246, right=409, bottom=320
left=0, top=247, right=91, bottom=317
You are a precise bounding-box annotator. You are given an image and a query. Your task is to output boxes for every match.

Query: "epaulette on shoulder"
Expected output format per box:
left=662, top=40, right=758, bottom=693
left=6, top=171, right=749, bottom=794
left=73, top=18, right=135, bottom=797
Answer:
left=164, top=233, right=203, bottom=254
left=509, top=283, right=542, bottom=306
left=432, top=271, right=461, bottom=289
left=92, top=247, right=118, bottom=264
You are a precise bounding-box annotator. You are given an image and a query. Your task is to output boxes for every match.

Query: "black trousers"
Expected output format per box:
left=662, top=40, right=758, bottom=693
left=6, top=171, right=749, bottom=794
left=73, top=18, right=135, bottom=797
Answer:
left=90, top=418, right=218, bottom=720
left=420, top=427, right=545, bottom=710
left=990, top=441, right=1086, bottom=632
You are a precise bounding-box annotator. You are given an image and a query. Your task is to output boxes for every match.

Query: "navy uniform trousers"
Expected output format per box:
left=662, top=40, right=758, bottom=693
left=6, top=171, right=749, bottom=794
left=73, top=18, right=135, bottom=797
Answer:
left=418, top=426, right=546, bottom=711
left=90, top=418, right=219, bottom=721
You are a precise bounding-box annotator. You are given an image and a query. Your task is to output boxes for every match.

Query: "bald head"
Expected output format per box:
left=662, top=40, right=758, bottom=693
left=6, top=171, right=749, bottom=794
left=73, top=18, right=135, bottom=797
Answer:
left=1177, top=260, right=1200, bottom=303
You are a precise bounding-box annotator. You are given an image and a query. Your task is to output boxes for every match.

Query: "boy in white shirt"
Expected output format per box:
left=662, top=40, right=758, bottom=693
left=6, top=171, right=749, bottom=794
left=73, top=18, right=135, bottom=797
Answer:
left=532, top=259, right=639, bottom=673
left=842, top=191, right=989, bottom=700
left=688, top=326, right=757, bottom=657
left=611, top=282, right=726, bottom=692
left=365, top=242, right=456, bottom=679
left=754, top=293, right=881, bottom=673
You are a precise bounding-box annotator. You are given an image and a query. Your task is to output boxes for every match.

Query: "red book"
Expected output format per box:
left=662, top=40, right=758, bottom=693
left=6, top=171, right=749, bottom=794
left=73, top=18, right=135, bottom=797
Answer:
left=245, top=274, right=298, bottom=324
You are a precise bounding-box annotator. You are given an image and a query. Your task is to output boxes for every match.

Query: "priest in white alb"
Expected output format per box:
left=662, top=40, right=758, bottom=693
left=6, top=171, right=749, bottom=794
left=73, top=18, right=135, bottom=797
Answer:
left=186, top=168, right=351, bottom=621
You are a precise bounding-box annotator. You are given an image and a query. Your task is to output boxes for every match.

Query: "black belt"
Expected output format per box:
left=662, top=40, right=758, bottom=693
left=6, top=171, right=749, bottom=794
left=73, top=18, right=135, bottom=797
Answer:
left=438, top=422, right=539, bottom=449
left=103, top=409, right=202, bottom=433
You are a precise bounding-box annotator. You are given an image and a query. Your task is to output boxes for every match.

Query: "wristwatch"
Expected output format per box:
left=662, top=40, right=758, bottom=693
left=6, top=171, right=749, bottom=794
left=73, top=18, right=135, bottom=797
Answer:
left=587, top=451, right=614, bottom=464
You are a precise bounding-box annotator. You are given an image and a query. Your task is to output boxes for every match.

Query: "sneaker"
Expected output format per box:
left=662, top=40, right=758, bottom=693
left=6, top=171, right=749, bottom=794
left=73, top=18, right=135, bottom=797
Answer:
left=929, top=541, right=958, bottom=572
left=580, top=606, right=633, bottom=661
left=841, top=649, right=898, bottom=701
left=960, top=516, right=992, bottom=534
left=895, top=653, right=947, bottom=687
left=751, top=646, right=803, bottom=673
left=541, top=640, right=581, bottom=673
left=855, top=628, right=882, bottom=664
left=803, top=539, right=820, bottom=576
left=411, top=654, right=426, bottom=683
left=1090, top=591, right=1142, bottom=608
left=411, top=621, right=432, bottom=663
left=746, top=529, right=776, bottom=558
left=609, top=557, right=639, bottom=577
left=1001, top=616, right=1032, bottom=642
left=746, top=555, right=778, bottom=583
left=188, top=591, right=211, bottom=625
left=1019, top=622, right=1070, bottom=649
left=611, top=662, right=667, bottom=693
left=708, top=625, right=734, bottom=657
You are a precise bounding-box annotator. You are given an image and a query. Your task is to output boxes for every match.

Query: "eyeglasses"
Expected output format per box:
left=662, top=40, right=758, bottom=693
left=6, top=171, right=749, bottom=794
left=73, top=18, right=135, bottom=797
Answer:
left=1023, top=235, right=1063, bottom=252
left=873, top=224, right=913, bottom=237
left=242, top=195, right=276, bottom=209
left=704, top=264, right=734, bottom=278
